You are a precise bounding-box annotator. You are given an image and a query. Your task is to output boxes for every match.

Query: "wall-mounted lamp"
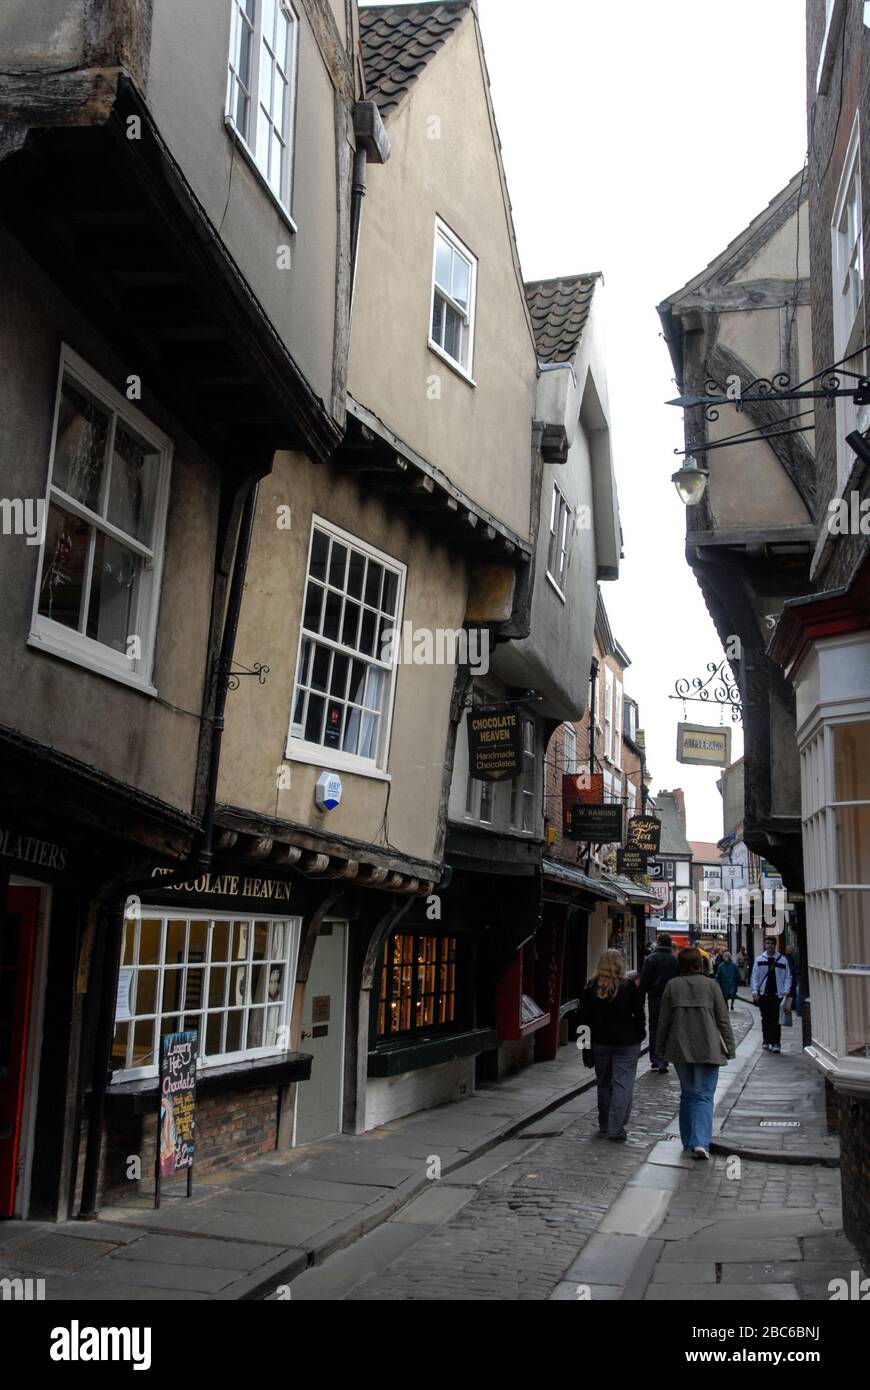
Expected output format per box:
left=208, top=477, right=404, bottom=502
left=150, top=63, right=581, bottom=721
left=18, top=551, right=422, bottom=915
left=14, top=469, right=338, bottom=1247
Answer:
left=671, top=455, right=709, bottom=506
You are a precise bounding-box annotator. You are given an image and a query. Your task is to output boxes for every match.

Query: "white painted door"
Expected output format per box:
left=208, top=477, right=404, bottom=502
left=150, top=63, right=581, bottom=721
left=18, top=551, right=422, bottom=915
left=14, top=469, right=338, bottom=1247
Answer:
left=294, top=922, right=347, bottom=1145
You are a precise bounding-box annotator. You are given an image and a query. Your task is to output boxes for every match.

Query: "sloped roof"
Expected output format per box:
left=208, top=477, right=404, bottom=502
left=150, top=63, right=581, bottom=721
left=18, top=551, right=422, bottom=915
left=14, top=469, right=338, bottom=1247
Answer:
left=650, top=793, right=691, bottom=858
left=524, top=273, right=602, bottom=365
left=359, top=2, right=470, bottom=116
left=689, top=840, right=723, bottom=864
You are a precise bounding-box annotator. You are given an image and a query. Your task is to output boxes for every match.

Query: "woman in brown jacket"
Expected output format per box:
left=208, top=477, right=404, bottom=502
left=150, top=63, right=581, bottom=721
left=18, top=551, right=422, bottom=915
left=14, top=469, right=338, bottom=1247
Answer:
left=657, top=946, right=736, bottom=1161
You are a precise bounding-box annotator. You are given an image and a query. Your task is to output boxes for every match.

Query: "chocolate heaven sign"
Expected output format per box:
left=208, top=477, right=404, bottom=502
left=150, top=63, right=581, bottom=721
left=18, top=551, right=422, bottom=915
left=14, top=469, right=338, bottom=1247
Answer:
left=626, top=815, right=662, bottom=855
left=467, top=708, right=523, bottom=782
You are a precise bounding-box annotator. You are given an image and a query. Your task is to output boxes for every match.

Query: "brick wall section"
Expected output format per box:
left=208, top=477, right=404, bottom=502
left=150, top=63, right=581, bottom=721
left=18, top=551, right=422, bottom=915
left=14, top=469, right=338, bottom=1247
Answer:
left=838, top=1092, right=870, bottom=1268
left=76, top=1085, right=280, bottom=1209
left=806, top=0, right=870, bottom=589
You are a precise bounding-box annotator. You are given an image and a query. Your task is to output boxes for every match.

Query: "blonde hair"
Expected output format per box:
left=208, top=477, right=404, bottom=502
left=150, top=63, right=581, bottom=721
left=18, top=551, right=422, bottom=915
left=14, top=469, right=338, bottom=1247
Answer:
left=594, top=949, right=625, bottom=999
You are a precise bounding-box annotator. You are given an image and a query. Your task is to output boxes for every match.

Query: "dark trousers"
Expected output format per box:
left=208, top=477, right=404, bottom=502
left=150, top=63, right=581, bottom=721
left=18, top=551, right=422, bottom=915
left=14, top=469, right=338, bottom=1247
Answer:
left=759, top=992, right=781, bottom=1046
left=648, top=995, right=664, bottom=1066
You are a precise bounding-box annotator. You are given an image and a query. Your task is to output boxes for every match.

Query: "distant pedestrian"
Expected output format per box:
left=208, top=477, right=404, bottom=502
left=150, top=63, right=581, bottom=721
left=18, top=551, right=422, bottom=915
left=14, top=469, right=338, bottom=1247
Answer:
left=578, top=950, right=645, bottom=1142
left=751, top=936, right=793, bottom=1053
left=715, top=951, right=739, bottom=1010
left=657, top=946, right=736, bottom=1160
left=639, top=932, right=679, bottom=1073
left=785, top=943, right=802, bottom=1016
left=736, top=949, right=748, bottom=985
left=697, top=945, right=712, bottom=976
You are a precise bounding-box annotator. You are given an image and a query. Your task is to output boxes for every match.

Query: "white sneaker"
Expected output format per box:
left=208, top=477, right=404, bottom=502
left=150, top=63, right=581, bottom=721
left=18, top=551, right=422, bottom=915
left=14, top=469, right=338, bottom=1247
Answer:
left=770, top=1044, right=781, bottom=1054
left=692, top=1146, right=710, bottom=1161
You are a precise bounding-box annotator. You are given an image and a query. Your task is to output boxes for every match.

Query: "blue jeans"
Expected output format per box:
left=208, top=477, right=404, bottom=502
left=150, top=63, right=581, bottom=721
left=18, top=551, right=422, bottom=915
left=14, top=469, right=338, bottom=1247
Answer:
left=674, top=1062, right=720, bottom=1150
left=592, top=1043, right=641, bottom=1138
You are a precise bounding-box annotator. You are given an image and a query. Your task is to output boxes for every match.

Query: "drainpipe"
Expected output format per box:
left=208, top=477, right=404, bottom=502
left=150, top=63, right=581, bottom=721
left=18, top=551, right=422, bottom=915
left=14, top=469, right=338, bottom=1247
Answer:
left=349, top=101, right=390, bottom=305
left=77, top=473, right=264, bottom=1216
left=199, top=481, right=259, bottom=868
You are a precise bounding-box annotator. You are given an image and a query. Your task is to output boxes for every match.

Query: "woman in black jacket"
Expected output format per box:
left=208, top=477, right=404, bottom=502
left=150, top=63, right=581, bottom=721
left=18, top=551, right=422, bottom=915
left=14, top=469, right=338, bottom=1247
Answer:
left=578, top=949, right=646, bottom=1142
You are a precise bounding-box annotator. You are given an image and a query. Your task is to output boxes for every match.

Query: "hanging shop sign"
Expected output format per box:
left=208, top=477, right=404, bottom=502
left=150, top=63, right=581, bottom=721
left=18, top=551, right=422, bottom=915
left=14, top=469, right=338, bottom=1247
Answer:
left=467, top=707, right=523, bottom=782
left=676, top=723, right=732, bottom=767
left=617, top=848, right=647, bottom=874
left=568, top=802, right=623, bottom=844
left=561, top=773, right=604, bottom=832
left=155, top=1029, right=197, bottom=1207
left=625, top=815, right=662, bottom=855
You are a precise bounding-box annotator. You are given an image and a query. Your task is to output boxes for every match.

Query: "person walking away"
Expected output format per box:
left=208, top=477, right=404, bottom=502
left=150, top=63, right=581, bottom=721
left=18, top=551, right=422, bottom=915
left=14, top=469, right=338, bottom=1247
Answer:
left=715, top=951, right=740, bottom=1010
left=736, top=948, right=747, bottom=985
left=657, top=946, right=736, bottom=1160
left=751, top=936, right=793, bottom=1053
left=639, top=932, right=678, bottom=1072
left=578, top=950, right=645, bottom=1142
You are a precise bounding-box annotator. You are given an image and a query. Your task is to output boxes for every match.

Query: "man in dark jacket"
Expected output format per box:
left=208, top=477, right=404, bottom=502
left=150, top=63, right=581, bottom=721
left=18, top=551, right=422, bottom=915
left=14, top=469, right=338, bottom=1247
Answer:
left=639, top=933, right=679, bottom=1072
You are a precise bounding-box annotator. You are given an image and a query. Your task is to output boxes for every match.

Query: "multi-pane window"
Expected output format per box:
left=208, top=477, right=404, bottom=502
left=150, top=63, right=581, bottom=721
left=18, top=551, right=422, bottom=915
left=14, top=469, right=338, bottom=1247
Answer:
left=112, top=911, right=301, bottom=1080
left=479, top=778, right=494, bottom=824
left=627, top=780, right=637, bottom=818
left=376, top=933, right=459, bottom=1038
left=546, top=483, right=571, bottom=594
left=832, top=117, right=865, bottom=486
left=604, top=668, right=614, bottom=762
left=227, top=0, right=299, bottom=209
left=31, top=350, right=171, bottom=689
left=563, top=724, right=577, bottom=775
left=430, top=220, right=477, bottom=375
left=289, top=521, right=404, bottom=768
left=511, top=717, right=537, bottom=832
left=803, top=721, right=870, bottom=1066
left=612, top=683, right=623, bottom=769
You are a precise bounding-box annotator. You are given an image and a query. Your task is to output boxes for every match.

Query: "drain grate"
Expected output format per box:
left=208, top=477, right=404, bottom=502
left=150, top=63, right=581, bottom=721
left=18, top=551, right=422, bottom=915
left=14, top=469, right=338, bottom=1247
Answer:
left=759, top=1120, right=801, bottom=1128
left=9, top=1235, right=118, bottom=1271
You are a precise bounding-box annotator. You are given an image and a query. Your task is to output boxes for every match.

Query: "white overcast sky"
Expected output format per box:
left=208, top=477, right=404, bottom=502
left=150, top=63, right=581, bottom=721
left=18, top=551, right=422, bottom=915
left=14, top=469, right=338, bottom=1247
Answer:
left=361, top=1, right=808, bottom=840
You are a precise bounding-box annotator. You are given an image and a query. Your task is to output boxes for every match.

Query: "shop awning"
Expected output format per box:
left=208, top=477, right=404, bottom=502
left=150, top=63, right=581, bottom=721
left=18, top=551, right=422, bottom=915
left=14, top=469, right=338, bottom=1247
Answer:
left=542, top=859, right=627, bottom=904
left=603, top=873, right=661, bottom=906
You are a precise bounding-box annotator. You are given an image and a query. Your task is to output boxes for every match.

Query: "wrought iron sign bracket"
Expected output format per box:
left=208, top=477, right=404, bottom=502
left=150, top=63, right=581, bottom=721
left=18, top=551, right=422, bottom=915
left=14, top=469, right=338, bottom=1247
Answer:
left=221, top=661, right=270, bottom=692
left=670, top=660, right=742, bottom=725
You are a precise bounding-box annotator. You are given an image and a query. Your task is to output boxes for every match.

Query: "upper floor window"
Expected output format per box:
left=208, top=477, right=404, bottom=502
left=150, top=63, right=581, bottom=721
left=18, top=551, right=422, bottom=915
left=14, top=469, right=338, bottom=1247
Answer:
left=227, top=0, right=299, bottom=214
left=546, top=483, right=571, bottom=597
left=288, top=519, right=404, bottom=773
left=612, top=681, right=623, bottom=770
left=832, top=115, right=865, bottom=487
left=430, top=219, right=477, bottom=379
left=604, top=667, right=614, bottom=762
left=29, top=348, right=172, bottom=694
left=511, top=717, right=537, bottom=833
left=563, top=724, right=577, bottom=775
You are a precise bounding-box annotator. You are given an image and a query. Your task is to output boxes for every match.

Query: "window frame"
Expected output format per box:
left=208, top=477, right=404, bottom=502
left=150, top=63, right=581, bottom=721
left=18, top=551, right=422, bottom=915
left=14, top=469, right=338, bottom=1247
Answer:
left=429, top=217, right=478, bottom=383
left=225, top=0, right=301, bottom=226
left=604, top=667, right=614, bottom=763
left=375, top=930, right=463, bottom=1040
left=286, top=515, right=406, bottom=779
left=831, top=113, right=865, bottom=490
left=545, top=482, right=571, bottom=600
left=111, top=909, right=302, bottom=1083
left=563, top=724, right=577, bottom=775
left=511, top=716, right=537, bottom=833
left=28, top=345, right=173, bottom=696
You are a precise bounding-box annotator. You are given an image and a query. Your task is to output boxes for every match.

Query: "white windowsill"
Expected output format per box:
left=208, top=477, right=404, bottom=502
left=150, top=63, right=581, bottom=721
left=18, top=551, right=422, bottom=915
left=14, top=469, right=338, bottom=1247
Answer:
left=224, top=116, right=298, bottom=235
left=285, top=740, right=392, bottom=783
left=545, top=571, right=567, bottom=603
left=427, top=338, right=477, bottom=387
left=27, top=627, right=157, bottom=697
